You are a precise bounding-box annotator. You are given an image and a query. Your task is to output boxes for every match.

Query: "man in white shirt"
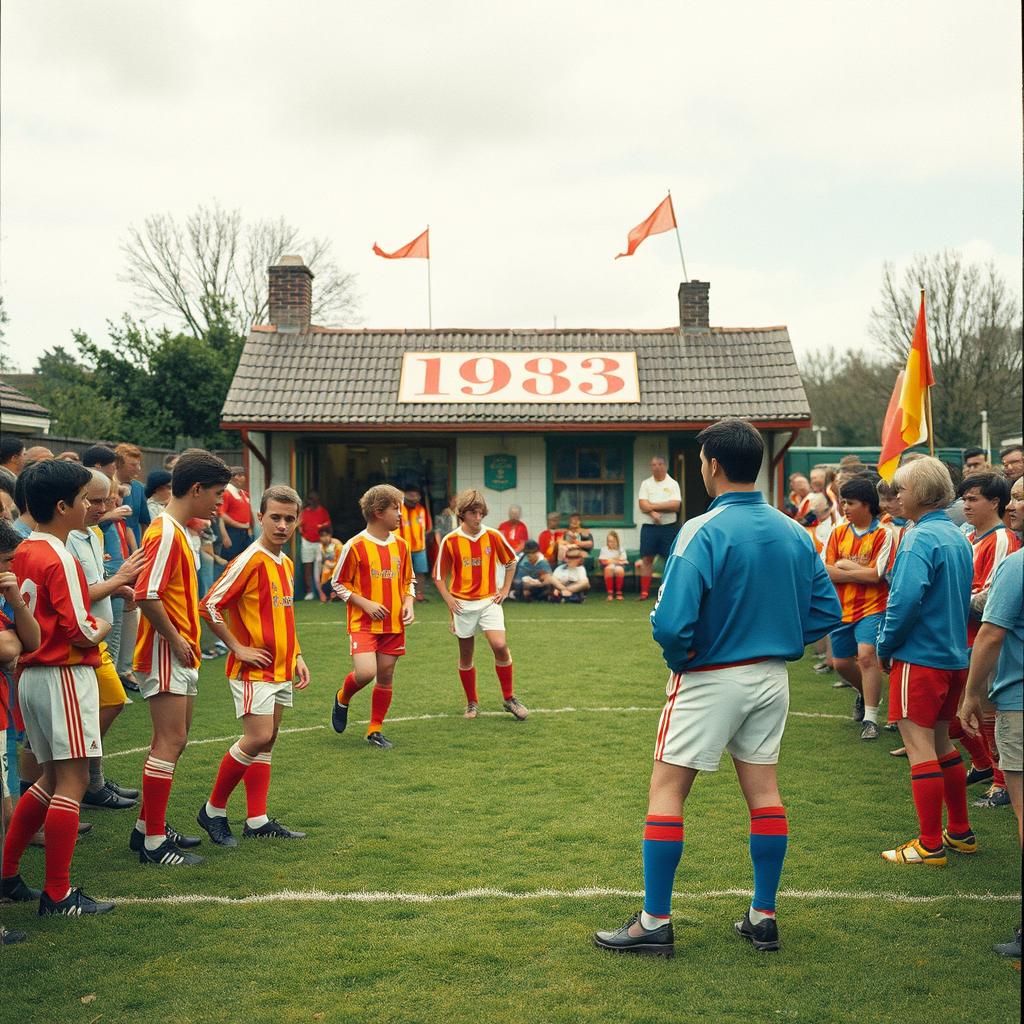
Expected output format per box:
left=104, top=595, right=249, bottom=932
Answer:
left=636, top=456, right=682, bottom=600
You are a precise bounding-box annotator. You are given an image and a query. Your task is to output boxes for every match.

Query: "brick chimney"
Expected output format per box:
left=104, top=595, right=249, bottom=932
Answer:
left=678, top=280, right=710, bottom=331
left=268, top=255, right=314, bottom=333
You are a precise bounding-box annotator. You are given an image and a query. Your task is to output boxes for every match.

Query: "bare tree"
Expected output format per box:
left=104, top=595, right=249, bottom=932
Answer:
left=121, top=203, right=361, bottom=338
left=869, top=250, right=1022, bottom=446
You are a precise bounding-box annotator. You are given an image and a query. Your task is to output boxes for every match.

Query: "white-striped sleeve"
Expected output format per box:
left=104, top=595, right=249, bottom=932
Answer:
left=331, top=538, right=358, bottom=601
left=874, top=529, right=893, bottom=579
left=55, top=547, right=102, bottom=642
left=138, top=517, right=177, bottom=601
left=201, top=545, right=258, bottom=624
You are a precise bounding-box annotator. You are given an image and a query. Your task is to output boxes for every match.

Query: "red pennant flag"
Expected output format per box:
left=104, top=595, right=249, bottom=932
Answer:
left=615, top=195, right=676, bottom=259
left=373, top=228, right=430, bottom=260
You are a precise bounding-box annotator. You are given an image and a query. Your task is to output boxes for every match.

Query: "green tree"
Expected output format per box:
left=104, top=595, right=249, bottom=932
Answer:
left=799, top=349, right=893, bottom=447
left=25, top=346, right=127, bottom=439
left=0, top=296, right=12, bottom=372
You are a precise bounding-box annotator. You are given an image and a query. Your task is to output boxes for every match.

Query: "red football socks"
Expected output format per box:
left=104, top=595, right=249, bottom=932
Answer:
left=639, top=577, right=651, bottom=599
left=495, top=662, right=514, bottom=701
left=459, top=667, right=478, bottom=704
left=338, top=671, right=366, bottom=706
left=43, top=795, right=80, bottom=902
left=210, top=742, right=254, bottom=809
left=909, top=759, right=944, bottom=849
left=368, top=684, right=393, bottom=734
left=938, top=751, right=971, bottom=835
left=2, top=783, right=51, bottom=878
left=142, top=755, right=176, bottom=838
left=949, top=717, right=992, bottom=770
left=244, top=755, right=272, bottom=820
left=981, top=719, right=1005, bottom=788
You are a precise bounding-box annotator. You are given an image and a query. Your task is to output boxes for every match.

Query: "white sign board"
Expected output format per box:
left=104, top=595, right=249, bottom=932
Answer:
left=398, top=352, right=640, bottom=404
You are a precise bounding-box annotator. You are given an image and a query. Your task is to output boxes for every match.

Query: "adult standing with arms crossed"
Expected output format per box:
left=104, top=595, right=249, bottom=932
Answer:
left=594, top=419, right=842, bottom=957
left=636, top=456, right=682, bottom=600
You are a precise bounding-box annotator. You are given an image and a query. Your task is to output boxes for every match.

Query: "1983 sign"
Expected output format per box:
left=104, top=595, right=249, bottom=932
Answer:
left=397, top=352, right=640, bottom=404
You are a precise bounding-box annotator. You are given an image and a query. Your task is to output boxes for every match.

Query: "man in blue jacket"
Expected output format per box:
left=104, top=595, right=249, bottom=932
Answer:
left=877, top=456, right=974, bottom=866
left=594, top=419, right=842, bottom=958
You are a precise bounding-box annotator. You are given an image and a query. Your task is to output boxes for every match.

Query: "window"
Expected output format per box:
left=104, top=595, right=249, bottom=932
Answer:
left=547, top=438, right=633, bottom=524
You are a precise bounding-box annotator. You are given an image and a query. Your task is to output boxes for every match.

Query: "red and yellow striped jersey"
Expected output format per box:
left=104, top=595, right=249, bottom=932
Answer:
left=331, top=531, right=413, bottom=634
left=825, top=519, right=892, bottom=623
left=399, top=503, right=432, bottom=554
left=434, top=526, right=517, bottom=601
left=966, top=524, right=1021, bottom=644
left=200, top=542, right=300, bottom=682
left=14, top=533, right=102, bottom=668
left=133, top=513, right=201, bottom=672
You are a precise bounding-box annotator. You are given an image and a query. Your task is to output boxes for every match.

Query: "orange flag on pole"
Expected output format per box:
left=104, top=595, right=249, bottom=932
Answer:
left=615, top=195, right=677, bottom=259
left=373, top=228, right=430, bottom=260
left=878, top=292, right=936, bottom=481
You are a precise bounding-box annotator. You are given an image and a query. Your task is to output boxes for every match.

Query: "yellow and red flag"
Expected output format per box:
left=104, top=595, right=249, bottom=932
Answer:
left=878, top=293, right=935, bottom=481
left=373, top=228, right=430, bottom=260
left=615, top=195, right=676, bottom=259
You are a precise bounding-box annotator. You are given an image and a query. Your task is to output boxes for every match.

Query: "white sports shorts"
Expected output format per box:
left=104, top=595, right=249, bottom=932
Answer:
left=300, top=537, right=321, bottom=563
left=18, top=664, right=102, bottom=763
left=139, top=635, right=200, bottom=700
left=452, top=597, right=506, bottom=639
left=654, top=659, right=789, bottom=771
left=229, top=678, right=293, bottom=719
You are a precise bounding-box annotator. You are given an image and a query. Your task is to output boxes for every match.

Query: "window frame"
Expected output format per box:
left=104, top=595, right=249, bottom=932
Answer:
left=545, top=434, right=635, bottom=528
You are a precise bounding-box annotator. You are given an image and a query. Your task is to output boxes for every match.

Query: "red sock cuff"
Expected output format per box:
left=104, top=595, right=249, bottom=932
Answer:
left=910, top=760, right=943, bottom=779
left=750, top=806, right=788, bottom=835
left=644, top=815, right=684, bottom=841
left=938, top=751, right=962, bottom=769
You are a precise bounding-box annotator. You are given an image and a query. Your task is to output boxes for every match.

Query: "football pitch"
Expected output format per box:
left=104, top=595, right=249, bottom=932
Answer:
left=3, top=599, right=1020, bottom=1024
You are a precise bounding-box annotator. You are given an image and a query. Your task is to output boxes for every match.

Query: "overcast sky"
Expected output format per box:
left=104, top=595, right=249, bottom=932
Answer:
left=1, top=1, right=1021, bottom=370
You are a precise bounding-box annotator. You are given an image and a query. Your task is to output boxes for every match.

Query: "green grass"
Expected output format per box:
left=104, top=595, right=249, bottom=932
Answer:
left=3, top=598, right=1021, bottom=1024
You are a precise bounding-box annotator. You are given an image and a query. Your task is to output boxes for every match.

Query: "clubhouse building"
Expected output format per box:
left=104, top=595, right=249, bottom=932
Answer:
left=221, top=257, right=811, bottom=546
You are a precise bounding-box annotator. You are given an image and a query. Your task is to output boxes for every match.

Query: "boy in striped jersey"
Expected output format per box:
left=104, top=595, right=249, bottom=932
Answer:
left=824, top=476, right=893, bottom=739
left=0, top=460, right=114, bottom=916
left=330, top=485, right=414, bottom=749
left=434, top=489, right=527, bottom=721
left=399, top=484, right=432, bottom=602
left=957, top=472, right=1020, bottom=809
left=197, top=486, right=309, bottom=844
left=130, top=449, right=232, bottom=866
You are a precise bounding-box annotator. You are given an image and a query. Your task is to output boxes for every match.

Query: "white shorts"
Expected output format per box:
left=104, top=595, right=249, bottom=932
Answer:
left=654, top=659, right=789, bottom=771
left=452, top=597, right=506, bottom=639
left=18, top=664, right=102, bottom=763
left=139, top=636, right=200, bottom=700
left=996, top=710, right=1023, bottom=773
left=300, top=537, right=321, bottom=563
left=229, top=678, right=294, bottom=718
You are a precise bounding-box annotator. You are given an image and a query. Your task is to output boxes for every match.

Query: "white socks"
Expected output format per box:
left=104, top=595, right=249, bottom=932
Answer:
left=640, top=911, right=669, bottom=931
left=246, top=815, right=269, bottom=829
left=864, top=706, right=879, bottom=725
left=206, top=802, right=227, bottom=819
left=749, top=906, right=775, bottom=925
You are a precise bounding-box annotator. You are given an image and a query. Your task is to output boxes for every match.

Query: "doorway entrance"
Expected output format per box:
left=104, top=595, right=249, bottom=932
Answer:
left=298, top=438, right=454, bottom=542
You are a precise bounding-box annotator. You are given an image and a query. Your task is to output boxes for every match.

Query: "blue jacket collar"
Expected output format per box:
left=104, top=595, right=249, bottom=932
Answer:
left=917, top=510, right=950, bottom=526
left=708, top=490, right=766, bottom=511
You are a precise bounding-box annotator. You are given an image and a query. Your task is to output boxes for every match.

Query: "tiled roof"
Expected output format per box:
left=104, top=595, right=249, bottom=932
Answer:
left=0, top=379, right=50, bottom=418
left=221, top=327, right=810, bottom=428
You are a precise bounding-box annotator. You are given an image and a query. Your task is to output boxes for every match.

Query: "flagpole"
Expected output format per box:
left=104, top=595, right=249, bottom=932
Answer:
left=921, top=287, right=935, bottom=456
left=426, top=225, right=433, bottom=329
left=667, top=189, right=688, bottom=282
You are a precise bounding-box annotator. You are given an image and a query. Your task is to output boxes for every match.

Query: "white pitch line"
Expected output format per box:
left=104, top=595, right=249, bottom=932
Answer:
left=106, top=886, right=1022, bottom=908
left=103, top=706, right=848, bottom=759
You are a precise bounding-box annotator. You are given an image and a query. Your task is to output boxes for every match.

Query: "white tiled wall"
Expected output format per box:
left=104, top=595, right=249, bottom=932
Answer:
left=455, top=433, right=670, bottom=551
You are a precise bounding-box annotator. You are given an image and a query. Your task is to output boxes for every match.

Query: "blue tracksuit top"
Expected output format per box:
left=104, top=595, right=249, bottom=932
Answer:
left=876, top=509, right=973, bottom=669
left=650, top=490, right=843, bottom=673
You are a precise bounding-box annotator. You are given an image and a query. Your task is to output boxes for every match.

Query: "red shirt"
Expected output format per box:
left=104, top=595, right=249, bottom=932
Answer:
left=220, top=485, right=252, bottom=529
left=299, top=505, right=332, bottom=543
left=498, top=520, right=529, bottom=553
left=967, top=524, right=1021, bottom=644
left=14, top=533, right=102, bottom=668
left=537, top=529, right=564, bottom=564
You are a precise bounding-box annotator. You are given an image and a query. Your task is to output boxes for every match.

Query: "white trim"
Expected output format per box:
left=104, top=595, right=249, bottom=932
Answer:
left=202, top=542, right=261, bottom=623
left=670, top=504, right=729, bottom=559
left=141, top=514, right=185, bottom=600
left=105, top=886, right=1021, bottom=908
left=28, top=532, right=101, bottom=642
